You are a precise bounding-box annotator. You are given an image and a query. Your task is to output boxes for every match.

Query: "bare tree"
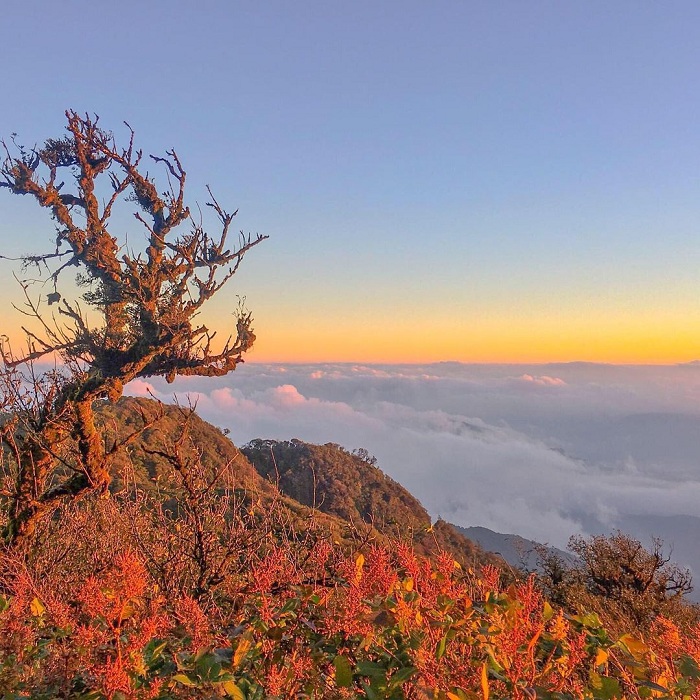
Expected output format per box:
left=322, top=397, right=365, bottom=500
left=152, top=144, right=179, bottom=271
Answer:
left=537, top=531, right=694, bottom=631
left=568, top=531, right=692, bottom=601
left=0, top=110, right=267, bottom=546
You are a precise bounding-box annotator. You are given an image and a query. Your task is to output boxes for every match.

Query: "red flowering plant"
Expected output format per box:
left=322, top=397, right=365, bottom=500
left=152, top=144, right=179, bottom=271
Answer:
left=4, top=516, right=700, bottom=698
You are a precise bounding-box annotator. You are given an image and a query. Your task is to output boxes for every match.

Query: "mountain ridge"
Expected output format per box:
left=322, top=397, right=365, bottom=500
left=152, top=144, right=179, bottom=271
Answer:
left=97, top=397, right=499, bottom=571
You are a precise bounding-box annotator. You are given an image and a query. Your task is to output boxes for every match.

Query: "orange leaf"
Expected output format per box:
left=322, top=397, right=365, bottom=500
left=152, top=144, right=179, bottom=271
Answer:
left=481, top=662, right=490, bottom=700
left=233, top=637, right=252, bottom=668
left=595, top=648, right=608, bottom=667
left=355, top=553, right=365, bottom=582
left=30, top=597, right=45, bottom=617
left=527, top=626, right=543, bottom=656
left=618, top=634, right=649, bottom=660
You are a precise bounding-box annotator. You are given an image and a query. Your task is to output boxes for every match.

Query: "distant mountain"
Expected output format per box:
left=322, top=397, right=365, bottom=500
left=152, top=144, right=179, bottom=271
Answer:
left=454, top=525, right=573, bottom=572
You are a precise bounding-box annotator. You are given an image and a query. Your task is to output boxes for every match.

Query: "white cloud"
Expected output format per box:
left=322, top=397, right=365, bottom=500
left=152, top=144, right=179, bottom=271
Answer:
left=125, top=362, right=700, bottom=551
left=518, top=374, right=567, bottom=387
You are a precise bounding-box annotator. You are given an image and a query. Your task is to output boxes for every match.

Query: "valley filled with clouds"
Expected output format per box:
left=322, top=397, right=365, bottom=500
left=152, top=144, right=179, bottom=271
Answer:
left=128, top=362, right=700, bottom=577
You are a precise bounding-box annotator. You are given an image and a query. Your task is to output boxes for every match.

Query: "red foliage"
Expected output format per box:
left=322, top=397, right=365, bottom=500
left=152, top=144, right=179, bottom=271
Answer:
left=3, top=533, right=700, bottom=698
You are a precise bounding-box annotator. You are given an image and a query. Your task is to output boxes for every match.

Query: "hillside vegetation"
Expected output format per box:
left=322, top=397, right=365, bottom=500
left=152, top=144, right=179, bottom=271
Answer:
left=1, top=397, right=699, bottom=698
left=242, top=438, right=497, bottom=569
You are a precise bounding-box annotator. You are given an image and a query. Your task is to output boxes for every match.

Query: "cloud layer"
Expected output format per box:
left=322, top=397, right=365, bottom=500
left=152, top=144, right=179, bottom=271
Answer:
left=127, top=363, right=700, bottom=554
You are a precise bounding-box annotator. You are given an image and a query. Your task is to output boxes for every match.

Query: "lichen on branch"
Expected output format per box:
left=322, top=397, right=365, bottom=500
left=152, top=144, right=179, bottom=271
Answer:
left=0, top=110, right=267, bottom=547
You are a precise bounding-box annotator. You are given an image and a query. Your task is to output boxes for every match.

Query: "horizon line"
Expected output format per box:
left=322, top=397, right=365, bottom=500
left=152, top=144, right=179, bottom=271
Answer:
left=242, top=359, right=700, bottom=367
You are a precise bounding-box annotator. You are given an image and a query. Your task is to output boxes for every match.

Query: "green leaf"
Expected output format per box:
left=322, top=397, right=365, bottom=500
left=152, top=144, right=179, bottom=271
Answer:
left=638, top=680, right=669, bottom=693
left=486, top=652, right=505, bottom=675
left=436, top=635, right=447, bottom=660
left=390, top=666, right=417, bottom=686
left=356, top=660, right=387, bottom=678
left=590, top=672, right=621, bottom=700
left=679, top=655, right=700, bottom=680
left=334, top=655, right=353, bottom=688
left=195, top=653, right=222, bottom=681
left=579, top=612, right=602, bottom=628
left=171, top=673, right=196, bottom=687
left=144, top=639, right=168, bottom=667
left=221, top=681, right=245, bottom=699
left=279, top=598, right=300, bottom=615
left=363, top=684, right=379, bottom=700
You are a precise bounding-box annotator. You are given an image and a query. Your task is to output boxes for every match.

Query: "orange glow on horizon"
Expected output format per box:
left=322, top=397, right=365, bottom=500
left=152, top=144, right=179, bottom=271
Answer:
left=244, top=312, right=700, bottom=365
left=2, top=303, right=698, bottom=367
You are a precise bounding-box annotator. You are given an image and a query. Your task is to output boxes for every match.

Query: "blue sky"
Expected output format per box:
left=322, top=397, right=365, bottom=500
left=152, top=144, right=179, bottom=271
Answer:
left=2, top=2, right=700, bottom=361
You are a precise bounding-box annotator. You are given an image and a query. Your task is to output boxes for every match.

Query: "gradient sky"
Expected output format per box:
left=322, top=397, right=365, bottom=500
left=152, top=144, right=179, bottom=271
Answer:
left=2, top=2, right=700, bottom=363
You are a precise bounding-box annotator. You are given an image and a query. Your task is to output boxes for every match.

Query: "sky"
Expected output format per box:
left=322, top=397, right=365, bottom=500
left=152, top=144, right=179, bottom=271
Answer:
left=2, top=2, right=700, bottom=362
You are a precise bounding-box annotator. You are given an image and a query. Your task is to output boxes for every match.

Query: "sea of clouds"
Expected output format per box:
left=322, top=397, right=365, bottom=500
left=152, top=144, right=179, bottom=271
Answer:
left=127, top=362, right=700, bottom=576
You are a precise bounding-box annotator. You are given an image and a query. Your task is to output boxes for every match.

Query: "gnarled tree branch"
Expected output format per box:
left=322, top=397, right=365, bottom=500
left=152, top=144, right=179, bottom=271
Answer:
left=0, top=111, right=267, bottom=547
